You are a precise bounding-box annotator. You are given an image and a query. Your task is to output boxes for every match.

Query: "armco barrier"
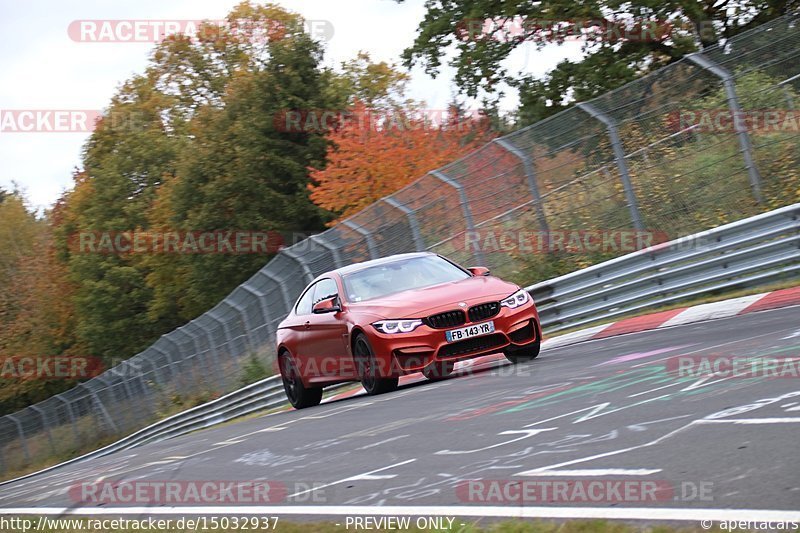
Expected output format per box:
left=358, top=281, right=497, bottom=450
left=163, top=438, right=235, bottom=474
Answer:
left=528, top=203, right=800, bottom=333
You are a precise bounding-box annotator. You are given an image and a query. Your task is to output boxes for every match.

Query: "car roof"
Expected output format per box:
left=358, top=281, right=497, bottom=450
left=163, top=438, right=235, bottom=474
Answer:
left=331, top=252, right=437, bottom=277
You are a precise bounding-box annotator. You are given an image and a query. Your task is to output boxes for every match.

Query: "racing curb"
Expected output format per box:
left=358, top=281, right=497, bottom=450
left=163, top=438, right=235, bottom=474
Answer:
left=326, top=285, right=800, bottom=402
left=539, top=285, right=800, bottom=350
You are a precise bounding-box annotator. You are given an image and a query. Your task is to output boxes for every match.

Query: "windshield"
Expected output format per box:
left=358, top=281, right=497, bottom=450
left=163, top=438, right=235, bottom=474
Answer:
left=342, top=255, right=471, bottom=302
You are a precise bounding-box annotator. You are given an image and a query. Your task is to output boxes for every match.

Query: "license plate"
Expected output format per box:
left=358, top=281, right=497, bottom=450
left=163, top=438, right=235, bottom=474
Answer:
left=446, top=321, right=495, bottom=343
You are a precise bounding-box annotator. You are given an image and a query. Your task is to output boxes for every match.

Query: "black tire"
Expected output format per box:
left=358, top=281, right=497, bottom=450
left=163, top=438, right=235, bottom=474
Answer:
left=422, top=360, right=455, bottom=381
left=353, top=333, right=398, bottom=395
left=503, top=340, right=541, bottom=363
left=278, top=351, right=322, bottom=409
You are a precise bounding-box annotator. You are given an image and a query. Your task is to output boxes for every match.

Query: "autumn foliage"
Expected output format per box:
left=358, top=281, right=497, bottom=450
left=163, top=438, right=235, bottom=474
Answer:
left=308, top=102, right=496, bottom=222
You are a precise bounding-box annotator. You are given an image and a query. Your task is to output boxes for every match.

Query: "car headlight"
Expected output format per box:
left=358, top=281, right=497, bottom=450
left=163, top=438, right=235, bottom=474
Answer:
left=500, top=289, right=529, bottom=309
left=372, top=319, right=424, bottom=334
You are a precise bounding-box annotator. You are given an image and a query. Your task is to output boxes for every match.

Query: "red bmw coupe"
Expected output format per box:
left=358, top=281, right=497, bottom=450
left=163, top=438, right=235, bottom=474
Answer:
left=276, top=252, right=541, bottom=408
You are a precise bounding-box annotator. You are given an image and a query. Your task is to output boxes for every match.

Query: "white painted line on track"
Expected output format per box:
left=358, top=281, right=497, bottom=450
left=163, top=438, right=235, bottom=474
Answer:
left=355, top=435, right=409, bottom=450
left=520, top=469, right=662, bottom=476
left=285, top=459, right=417, bottom=499
left=2, top=505, right=799, bottom=522
left=696, top=417, right=800, bottom=424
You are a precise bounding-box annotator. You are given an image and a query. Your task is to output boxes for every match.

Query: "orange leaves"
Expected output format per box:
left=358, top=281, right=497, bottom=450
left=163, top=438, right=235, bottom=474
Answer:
left=308, top=103, right=495, bottom=223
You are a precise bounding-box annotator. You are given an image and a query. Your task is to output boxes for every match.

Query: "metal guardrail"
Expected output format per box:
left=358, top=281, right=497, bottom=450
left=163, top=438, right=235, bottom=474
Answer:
left=526, top=203, right=800, bottom=333
left=0, top=376, right=354, bottom=487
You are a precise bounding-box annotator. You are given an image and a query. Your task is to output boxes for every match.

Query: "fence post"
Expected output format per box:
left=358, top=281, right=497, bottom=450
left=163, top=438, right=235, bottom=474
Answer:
left=429, top=170, right=486, bottom=266
left=342, top=220, right=379, bottom=259
left=55, top=395, right=80, bottom=446
left=241, top=283, right=275, bottom=345
left=78, top=383, right=118, bottom=434
left=282, top=248, right=315, bottom=284
left=91, top=375, right=121, bottom=433
left=6, top=414, right=29, bottom=462
left=686, top=53, right=764, bottom=203
left=186, top=321, right=226, bottom=388
left=153, top=340, right=178, bottom=379
left=30, top=405, right=54, bottom=454
left=493, top=138, right=550, bottom=233
left=577, top=102, right=645, bottom=231
left=257, top=270, right=293, bottom=314
left=208, top=309, right=240, bottom=382
left=309, top=233, right=343, bottom=268
left=225, top=299, right=256, bottom=355
left=382, top=197, right=426, bottom=252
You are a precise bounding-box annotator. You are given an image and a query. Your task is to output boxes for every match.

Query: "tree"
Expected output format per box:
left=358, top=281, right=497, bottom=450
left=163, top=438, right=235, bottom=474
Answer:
left=399, top=0, right=797, bottom=124
left=144, top=13, right=339, bottom=318
left=308, top=101, right=495, bottom=222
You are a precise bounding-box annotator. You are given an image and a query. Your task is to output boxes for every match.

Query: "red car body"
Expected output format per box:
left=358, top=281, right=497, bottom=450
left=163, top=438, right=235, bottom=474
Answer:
left=276, top=252, right=541, bottom=408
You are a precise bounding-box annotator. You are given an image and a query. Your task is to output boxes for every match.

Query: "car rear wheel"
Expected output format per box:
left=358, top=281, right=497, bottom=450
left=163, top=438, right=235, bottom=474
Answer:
left=279, top=351, right=322, bottom=409
left=503, top=340, right=541, bottom=363
left=354, top=333, right=398, bottom=395
left=422, top=360, right=455, bottom=381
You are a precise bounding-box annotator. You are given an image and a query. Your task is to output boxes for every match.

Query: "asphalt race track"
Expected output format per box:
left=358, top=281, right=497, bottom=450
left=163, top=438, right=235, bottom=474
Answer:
left=2, top=306, right=799, bottom=522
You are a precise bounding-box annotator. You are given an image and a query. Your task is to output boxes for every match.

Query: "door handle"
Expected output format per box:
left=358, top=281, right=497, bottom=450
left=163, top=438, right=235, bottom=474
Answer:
left=304, top=321, right=311, bottom=329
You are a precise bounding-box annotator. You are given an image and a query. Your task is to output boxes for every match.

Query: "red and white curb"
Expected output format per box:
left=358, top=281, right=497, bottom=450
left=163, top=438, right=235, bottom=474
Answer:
left=326, top=285, right=800, bottom=402
left=543, top=285, right=800, bottom=349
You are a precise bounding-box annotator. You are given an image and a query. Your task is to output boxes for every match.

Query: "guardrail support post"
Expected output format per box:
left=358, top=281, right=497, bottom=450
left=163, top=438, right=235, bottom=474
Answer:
left=342, top=220, right=379, bottom=259
left=430, top=170, right=487, bottom=266
left=577, top=102, right=645, bottom=231
left=687, top=53, right=763, bottom=203
left=493, top=138, right=549, bottom=233
left=382, top=197, right=426, bottom=252
left=282, top=248, right=315, bottom=284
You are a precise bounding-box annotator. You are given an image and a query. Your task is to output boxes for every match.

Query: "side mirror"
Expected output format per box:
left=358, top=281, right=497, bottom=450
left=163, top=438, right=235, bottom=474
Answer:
left=468, top=266, right=491, bottom=277
left=312, top=296, right=341, bottom=314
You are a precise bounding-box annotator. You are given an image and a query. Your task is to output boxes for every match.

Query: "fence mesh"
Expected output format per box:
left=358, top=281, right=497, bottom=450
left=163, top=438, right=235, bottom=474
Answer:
left=2, top=15, right=799, bottom=476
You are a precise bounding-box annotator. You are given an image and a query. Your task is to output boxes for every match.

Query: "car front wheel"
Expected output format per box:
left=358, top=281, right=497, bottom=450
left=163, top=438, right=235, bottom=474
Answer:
left=353, top=333, right=398, bottom=395
left=279, top=350, right=322, bottom=409
left=422, top=360, right=454, bottom=381
left=503, top=340, right=541, bottom=363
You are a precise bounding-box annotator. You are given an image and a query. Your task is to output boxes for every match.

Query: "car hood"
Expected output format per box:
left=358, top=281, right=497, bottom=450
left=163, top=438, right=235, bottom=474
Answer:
left=345, top=275, right=519, bottom=319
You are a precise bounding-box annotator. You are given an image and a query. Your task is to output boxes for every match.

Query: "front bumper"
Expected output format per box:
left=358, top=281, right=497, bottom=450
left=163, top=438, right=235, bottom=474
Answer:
left=369, top=300, right=541, bottom=375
